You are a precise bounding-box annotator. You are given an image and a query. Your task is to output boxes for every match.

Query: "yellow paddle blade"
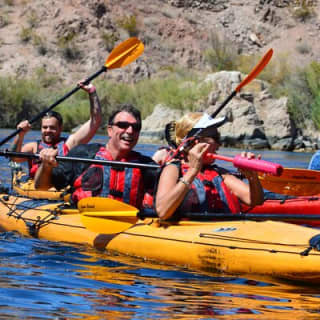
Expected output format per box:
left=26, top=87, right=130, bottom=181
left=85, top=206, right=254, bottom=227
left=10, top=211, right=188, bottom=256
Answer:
left=81, top=215, right=134, bottom=234
left=259, top=168, right=320, bottom=196
left=82, top=211, right=138, bottom=224
left=105, top=37, right=144, bottom=69
left=235, top=48, right=273, bottom=92
left=78, top=197, right=139, bottom=214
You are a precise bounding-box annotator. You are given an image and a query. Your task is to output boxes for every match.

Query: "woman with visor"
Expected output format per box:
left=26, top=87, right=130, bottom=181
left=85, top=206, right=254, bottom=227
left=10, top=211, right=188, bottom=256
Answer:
left=155, top=112, right=264, bottom=221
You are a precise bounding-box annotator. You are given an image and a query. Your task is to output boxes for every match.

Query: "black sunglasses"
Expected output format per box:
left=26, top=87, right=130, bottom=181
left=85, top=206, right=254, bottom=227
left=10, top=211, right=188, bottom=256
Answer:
left=112, top=121, right=141, bottom=131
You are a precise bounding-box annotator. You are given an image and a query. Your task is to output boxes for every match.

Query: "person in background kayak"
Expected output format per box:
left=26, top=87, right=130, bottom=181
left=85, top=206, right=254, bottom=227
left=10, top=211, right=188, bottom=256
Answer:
left=34, top=104, right=156, bottom=209
left=10, top=80, right=102, bottom=178
left=308, top=151, right=320, bottom=170
left=155, top=112, right=264, bottom=220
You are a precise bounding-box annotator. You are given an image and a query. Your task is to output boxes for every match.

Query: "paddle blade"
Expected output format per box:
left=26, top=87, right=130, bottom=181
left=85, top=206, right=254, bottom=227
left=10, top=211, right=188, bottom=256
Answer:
left=235, top=48, right=273, bottom=92
left=259, top=168, right=320, bottom=196
left=81, top=215, right=133, bottom=234
left=78, top=197, right=139, bottom=214
left=82, top=210, right=138, bottom=224
left=105, top=37, right=144, bottom=69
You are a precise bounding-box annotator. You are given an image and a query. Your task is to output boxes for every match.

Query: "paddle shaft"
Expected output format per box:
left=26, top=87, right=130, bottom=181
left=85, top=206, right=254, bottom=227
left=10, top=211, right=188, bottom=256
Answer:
left=190, top=49, right=273, bottom=137
left=138, top=211, right=320, bottom=221
left=0, top=66, right=107, bottom=147
left=0, top=150, right=159, bottom=170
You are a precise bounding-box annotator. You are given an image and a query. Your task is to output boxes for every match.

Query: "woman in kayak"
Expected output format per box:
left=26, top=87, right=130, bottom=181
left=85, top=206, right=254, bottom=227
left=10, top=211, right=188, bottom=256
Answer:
left=155, top=112, right=264, bottom=220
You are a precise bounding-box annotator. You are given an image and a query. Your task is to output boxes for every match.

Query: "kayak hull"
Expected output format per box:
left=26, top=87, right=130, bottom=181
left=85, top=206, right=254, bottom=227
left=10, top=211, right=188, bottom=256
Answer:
left=1, top=194, right=320, bottom=283
left=12, top=171, right=65, bottom=200
left=245, top=194, right=320, bottom=227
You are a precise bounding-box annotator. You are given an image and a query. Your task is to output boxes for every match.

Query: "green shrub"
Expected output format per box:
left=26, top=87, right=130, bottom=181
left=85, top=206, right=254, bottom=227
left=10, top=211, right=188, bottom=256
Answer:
left=291, top=0, right=316, bottom=22
left=0, top=13, right=10, bottom=28
left=0, top=76, right=48, bottom=128
left=57, top=34, right=82, bottom=61
left=93, top=69, right=211, bottom=119
left=117, top=15, right=139, bottom=37
left=19, top=26, right=33, bottom=42
left=32, top=34, right=47, bottom=55
left=204, top=33, right=239, bottom=72
left=27, top=9, right=39, bottom=28
left=100, top=32, right=118, bottom=51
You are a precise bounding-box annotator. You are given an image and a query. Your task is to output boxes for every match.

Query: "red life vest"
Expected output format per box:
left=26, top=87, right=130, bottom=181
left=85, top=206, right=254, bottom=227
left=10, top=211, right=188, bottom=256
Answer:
left=29, top=138, right=69, bottom=178
left=72, top=147, right=145, bottom=208
left=178, top=163, right=240, bottom=214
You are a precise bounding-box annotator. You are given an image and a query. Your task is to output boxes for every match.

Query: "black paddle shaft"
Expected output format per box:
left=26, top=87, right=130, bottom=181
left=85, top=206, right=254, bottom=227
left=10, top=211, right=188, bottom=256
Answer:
left=0, top=66, right=107, bottom=147
left=0, top=149, right=160, bottom=170
left=138, top=211, right=320, bottom=221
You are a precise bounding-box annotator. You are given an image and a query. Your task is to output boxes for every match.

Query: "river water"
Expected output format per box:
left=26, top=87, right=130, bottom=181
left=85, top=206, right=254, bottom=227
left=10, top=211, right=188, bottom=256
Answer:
left=0, top=129, right=319, bottom=320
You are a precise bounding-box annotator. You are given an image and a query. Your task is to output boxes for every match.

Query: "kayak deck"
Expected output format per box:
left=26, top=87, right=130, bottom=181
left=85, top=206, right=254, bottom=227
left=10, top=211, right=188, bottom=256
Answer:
left=1, top=194, right=320, bottom=284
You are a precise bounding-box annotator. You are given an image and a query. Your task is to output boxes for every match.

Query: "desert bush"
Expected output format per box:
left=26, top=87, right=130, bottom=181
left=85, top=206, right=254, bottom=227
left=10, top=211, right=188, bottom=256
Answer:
left=296, top=42, right=311, bottom=54
left=204, top=32, right=239, bottom=72
left=57, top=33, right=82, bottom=61
left=19, top=26, right=33, bottom=42
left=32, top=34, right=47, bottom=55
left=0, top=76, right=48, bottom=128
left=0, top=13, right=10, bottom=28
left=117, top=15, right=139, bottom=37
left=27, top=9, right=39, bottom=28
left=93, top=68, right=211, bottom=119
left=290, top=0, right=316, bottom=22
left=100, top=32, right=118, bottom=51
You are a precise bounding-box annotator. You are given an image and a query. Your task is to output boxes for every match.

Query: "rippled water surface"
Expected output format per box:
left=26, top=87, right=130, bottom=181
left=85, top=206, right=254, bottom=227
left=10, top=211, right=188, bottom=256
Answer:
left=0, top=129, right=319, bottom=319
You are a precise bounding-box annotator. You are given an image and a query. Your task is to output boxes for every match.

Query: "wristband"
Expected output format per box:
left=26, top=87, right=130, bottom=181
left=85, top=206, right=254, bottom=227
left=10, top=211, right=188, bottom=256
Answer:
left=179, top=177, right=191, bottom=188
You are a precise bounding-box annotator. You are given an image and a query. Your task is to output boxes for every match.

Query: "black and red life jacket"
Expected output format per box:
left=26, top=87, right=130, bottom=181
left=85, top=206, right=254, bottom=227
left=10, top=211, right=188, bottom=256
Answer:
left=72, top=147, right=146, bottom=208
left=178, top=163, right=240, bottom=214
left=29, top=138, right=69, bottom=178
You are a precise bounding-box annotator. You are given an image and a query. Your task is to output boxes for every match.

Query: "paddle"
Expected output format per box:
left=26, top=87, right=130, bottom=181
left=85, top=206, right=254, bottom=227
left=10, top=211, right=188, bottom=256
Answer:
left=0, top=149, right=284, bottom=176
left=0, top=37, right=144, bottom=147
left=259, top=168, right=320, bottom=196
left=182, top=49, right=273, bottom=147
left=211, top=48, right=273, bottom=119
left=77, top=197, right=320, bottom=234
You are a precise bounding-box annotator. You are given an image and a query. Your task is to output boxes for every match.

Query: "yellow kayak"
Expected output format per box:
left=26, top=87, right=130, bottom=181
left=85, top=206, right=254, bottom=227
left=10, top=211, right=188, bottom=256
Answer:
left=12, top=170, right=67, bottom=200
left=1, top=194, right=320, bottom=284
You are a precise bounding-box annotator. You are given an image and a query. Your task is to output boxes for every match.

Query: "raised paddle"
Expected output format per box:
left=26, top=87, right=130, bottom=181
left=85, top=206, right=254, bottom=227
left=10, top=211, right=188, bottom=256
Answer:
left=0, top=149, right=283, bottom=176
left=0, top=37, right=144, bottom=147
left=77, top=197, right=320, bottom=234
left=259, top=168, right=320, bottom=196
left=181, top=49, right=273, bottom=149
left=211, top=48, right=273, bottom=119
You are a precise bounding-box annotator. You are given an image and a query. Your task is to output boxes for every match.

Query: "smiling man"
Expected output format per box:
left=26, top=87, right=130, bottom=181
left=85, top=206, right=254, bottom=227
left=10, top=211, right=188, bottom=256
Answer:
left=10, top=81, right=102, bottom=178
left=34, top=104, right=156, bottom=208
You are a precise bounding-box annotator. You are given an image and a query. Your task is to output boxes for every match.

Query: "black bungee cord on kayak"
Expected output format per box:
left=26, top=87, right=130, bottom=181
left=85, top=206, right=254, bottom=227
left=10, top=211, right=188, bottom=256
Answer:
left=300, top=234, right=320, bottom=256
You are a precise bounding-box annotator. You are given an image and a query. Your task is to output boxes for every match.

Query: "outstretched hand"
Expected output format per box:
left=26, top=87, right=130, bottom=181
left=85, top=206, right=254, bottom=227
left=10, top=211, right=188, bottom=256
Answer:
left=17, top=120, right=31, bottom=136
left=78, top=80, right=96, bottom=94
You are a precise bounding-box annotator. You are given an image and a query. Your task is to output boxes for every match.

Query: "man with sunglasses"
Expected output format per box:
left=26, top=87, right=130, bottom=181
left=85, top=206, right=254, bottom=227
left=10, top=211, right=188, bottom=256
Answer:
left=35, top=104, right=156, bottom=209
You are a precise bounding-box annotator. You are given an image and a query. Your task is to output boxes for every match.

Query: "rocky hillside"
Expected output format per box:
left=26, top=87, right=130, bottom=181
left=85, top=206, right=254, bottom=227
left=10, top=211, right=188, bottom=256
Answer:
left=1, top=0, right=320, bottom=150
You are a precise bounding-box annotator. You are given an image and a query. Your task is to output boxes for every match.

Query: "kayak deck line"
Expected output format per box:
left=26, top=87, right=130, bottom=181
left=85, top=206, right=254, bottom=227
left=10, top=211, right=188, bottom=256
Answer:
left=120, top=228, right=319, bottom=257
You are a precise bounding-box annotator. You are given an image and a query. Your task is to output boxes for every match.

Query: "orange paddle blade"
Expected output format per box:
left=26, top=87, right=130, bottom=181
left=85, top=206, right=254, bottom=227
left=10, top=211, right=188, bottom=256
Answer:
left=105, top=37, right=144, bottom=69
left=259, top=167, right=320, bottom=196
left=235, top=48, right=273, bottom=92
